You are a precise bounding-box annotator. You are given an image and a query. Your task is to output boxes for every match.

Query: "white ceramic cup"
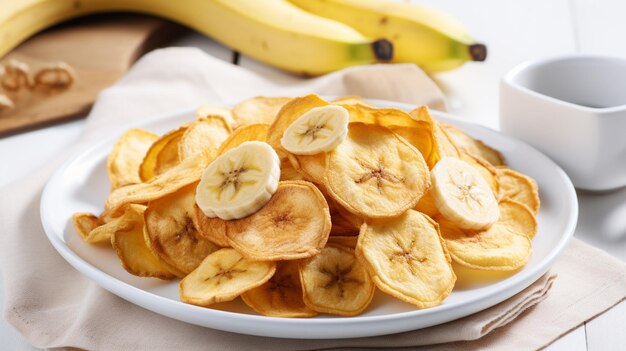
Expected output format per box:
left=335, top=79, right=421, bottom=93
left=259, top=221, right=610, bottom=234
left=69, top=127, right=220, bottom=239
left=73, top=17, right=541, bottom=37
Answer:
left=500, top=55, right=626, bottom=191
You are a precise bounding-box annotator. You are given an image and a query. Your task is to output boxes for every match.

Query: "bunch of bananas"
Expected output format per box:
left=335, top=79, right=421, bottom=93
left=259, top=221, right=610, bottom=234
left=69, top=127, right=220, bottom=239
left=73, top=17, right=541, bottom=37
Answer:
left=0, top=0, right=486, bottom=75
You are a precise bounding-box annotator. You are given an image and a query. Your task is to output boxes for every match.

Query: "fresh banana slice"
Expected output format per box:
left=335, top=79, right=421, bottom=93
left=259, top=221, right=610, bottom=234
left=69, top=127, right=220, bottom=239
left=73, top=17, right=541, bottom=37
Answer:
left=299, top=245, right=375, bottom=316
left=242, top=261, right=317, bottom=318
left=357, top=210, right=456, bottom=308
left=325, top=123, right=430, bottom=218
left=196, top=141, right=281, bottom=220
left=224, top=181, right=331, bottom=261
left=280, top=105, right=349, bottom=155
left=430, top=157, right=499, bottom=230
left=144, top=184, right=220, bottom=274
left=179, top=248, right=276, bottom=307
left=459, top=151, right=499, bottom=195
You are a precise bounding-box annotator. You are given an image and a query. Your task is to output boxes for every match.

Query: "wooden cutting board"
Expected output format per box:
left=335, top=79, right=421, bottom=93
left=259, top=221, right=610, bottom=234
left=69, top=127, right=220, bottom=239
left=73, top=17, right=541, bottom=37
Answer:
left=0, top=14, right=185, bottom=136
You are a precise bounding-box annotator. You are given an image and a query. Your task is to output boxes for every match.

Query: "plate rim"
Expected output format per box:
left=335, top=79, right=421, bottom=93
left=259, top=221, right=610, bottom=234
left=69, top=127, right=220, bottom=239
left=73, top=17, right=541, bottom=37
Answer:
left=40, top=100, right=578, bottom=339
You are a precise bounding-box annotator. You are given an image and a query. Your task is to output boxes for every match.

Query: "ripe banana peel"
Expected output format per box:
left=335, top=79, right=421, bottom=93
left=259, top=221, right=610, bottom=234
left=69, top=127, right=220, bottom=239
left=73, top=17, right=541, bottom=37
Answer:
left=0, top=0, right=393, bottom=76
left=288, top=0, right=487, bottom=72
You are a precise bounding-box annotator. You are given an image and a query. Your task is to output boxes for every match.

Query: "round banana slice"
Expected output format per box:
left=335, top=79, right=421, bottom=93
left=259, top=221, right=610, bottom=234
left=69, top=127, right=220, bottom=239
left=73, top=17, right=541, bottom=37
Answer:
left=299, top=245, right=375, bottom=316
left=144, top=184, right=219, bottom=274
left=224, top=181, right=331, bottom=261
left=178, top=118, right=231, bottom=161
left=196, top=141, right=281, bottom=220
left=139, top=125, right=188, bottom=182
left=217, top=123, right=269, bottom=156
left=441, top=122, right=505, bottom=166
left=430, top=157, right=499, bottom=230
left=357, top=210, right=456, bottom=308
left=459, top=151, right=499, bottom=195
left=107, top=128, right=158, bottom=189
left=267, top=94, right=328, bottom=151
left=325, top=123, right=430, bottom=218
left=195, top=104, right=235, bottom=126
left=496, top=167, right=540, bottom=214
left=280, top=105, right=349, bottom=155
left=242, top=261, right=317, bottom=318
left=180, top=248, right=276, bottom=307
left=193, top=204, right=230, bottom=247
left=232, top=96, right=292, bottom=127
left=497, top=198, right=537, bottom=239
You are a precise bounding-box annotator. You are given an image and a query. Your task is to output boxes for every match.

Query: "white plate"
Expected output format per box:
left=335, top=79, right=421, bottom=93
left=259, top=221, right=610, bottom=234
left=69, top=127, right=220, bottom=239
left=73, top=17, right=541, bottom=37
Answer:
left=40, top=100, right=578, bottom=339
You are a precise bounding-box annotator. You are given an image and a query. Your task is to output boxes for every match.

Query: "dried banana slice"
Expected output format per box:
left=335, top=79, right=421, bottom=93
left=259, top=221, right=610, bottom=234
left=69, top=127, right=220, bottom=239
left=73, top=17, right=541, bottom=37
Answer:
left=325, top=123, right=430, bottom=218
left=496, top=167, right=540, bottom=214
left=196, top=141, right=280, bottom=220
left=300, top=245, right=375, bottom=316
left=110, top=204, right=178, bottom=279
left=242, top=261, right=317, bottom=317
left=71, top=212, right=103, bottom=242
left=139, top=125, right=188, bottom=182
left=287, top=153, right=326, bottom=184
left=179, top=248, right=276, bottom=306
left=414, top=191, right=439, bottom=218
left=178, top=117, right=231, bottom=161
left=327, top=235, right=358, bottom=249
left=144, top=184, right=219, bottom=274
left=430, top=157, right=499, bottom=230
left=497, top=198, right=537, bottom=239
left=217, top=123, right=269, bottom=155
left=357, top=210, right=456, bottom=308
left=224, top=181, right=331, bottom=261
left=267, top=94, right=328, bottom=151
left=441, top=123, right=505, bottom=166
left=193, top=204, right=230, bottom=247
left=433, top=122, right=461, bottom=159
left=195, top=104, right=236, bottom=126
left=232, top=96, right=292, bottom=127
left=281, top=105, right=349, bottom=155
left=107, top=128, right=158, bottom=189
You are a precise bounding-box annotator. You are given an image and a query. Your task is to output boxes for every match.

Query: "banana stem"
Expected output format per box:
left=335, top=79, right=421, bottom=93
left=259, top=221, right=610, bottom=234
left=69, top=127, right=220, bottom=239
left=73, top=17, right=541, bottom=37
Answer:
left=469, top=43, right=487, bottom=62
left=372, top=39, right=393, bottom=61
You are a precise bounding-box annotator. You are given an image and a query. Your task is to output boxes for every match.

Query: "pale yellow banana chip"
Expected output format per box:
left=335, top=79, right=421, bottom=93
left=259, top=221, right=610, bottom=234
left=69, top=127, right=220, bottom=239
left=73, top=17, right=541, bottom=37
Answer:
left=193, top=204, right=230, bottom=247
left=433, top=122, right=461, bottom=159
left=224, top=181, right=331, bottom=261
left=242, top=261, right=317, bottom=318
left=331, top=95, right=374, bottom=107
left=217, top=123, right=269, bottom=155
left=497, top=167, right=540, bottom=214
left=414, top=191, right=439, bottom=218
left=110, top=204, right=177, bottom=279
left=287, top=152, right=326, bottom=184
left=179, top=248, right=276, bottom=306
left=233, top=96, right=292, bottom=127
left=144, top=184, right=220, bottom=274
left=107, top=128, right=158, bottom=189
left=327, top=235, right=358, bottom=249
left=300, top=245, right=375, bottom=316
left=195, top=105, right=235, bottom=126
left=325, top=123, right=430, bottom=218
left=139, top=125, right=188, bottom=182
left=71, top=212, right=103, bottom=242
left=178, top=117, right=231, bottom=161
left=437, top=200, right=533, bottom=271
left=441, top=123, right=505, bottom=166
left=357, top=210, right=456, bottom=308
left=498, top=198, right=537, bottom=239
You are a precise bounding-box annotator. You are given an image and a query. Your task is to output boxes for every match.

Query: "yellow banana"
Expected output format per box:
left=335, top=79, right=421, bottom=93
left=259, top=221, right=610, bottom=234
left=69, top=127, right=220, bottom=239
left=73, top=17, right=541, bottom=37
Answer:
left=288, top=0, right=486, bottom=72
left=0, top=0, right=393, bottom=75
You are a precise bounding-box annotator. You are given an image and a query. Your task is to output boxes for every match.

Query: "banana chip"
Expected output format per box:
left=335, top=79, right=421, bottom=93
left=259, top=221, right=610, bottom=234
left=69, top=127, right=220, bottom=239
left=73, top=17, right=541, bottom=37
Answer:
left=179, top=117, right=231, bottom=161
left=287, top=153, right=326, bottom=184
left=233, top=96, right=292, bottom=127
left=217, top=123, right=269, bottom=155
left=195, top=104, right=236, bottom=126
left=224, top=181, right=331, bottom=261
left=193, top=204, right=230, bottom=247
left=325, top=123, right=430, bottom=218
left=110, top=204, right=178, bottom=279
left=414, top=191, right=439, bottom=218
left=498, top=198, right=537, bottom=239
left=180, top=248, right=276, bottom=306
left=139, top=125, right=188, bottom=182
left=437, top=200, right=533, bottom=271
left=107, top=128, right=158, bottom=189
left=78, top=205, right=146, bottom=244
left=105, top=152, right=212, bottom=215
left=331, top=95, right=374, bottom=107
left=357, top=210, right=456, bottom=308
left=327, top=235, right=358, bottom=249
left=71, top=212, right=103, bottom=242
left=300, top=245, right=374, bottom=316
left=441, top=123, right=505, bottom=166
left=497, top=167, right=540, bottom=214
left=280, top=157, right=306, bottom=181
left=433, top=122, right=461, bottom=159
left=144, top=184, right=219, bottom=274
left=242, top=261, right=317, bottom=317
left=267, top=95, right=328, bottom=150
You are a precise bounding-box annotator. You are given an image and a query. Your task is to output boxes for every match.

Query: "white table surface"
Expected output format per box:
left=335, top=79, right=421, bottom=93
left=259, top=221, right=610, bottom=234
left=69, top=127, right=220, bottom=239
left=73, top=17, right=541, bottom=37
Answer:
left=1, top=0, right=625, bottom=349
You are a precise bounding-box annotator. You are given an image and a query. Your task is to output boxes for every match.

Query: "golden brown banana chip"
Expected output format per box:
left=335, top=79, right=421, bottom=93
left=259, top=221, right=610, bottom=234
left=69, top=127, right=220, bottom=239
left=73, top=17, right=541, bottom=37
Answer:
left=300, top=245, right=374, bottom=316
left=331, top=95, right=374, bottom=107
left=72, top=212, right=103, bottom=241
left=105, top=152, right=213, bottom=215
left=139, top=125, right=188, bottom=182
left=437, top=200, right=533, bottom=271
left=325, top=123, right=430, bottom=218
left=232, top=96, right=292, bottom=127
left=110, top=204, right=177, bottom=279
left=287, top=153, right=326, bottom=184
left=179, top=248, right=276, bottom=306
left=441, top=123, right=505, bottom=166
left=195, top=104, right=236, bottom=126
left=107, top=128, right=158, bottom=189
left=433, top=122, right=461, bottom=159
left=242, top=261, right=317, bottom=317
left=178, top=117, right=231, bottom=161
left=459, top=151, right=499, bottom=195
left=217, top=123, right=269, bottom=155
left=193, top=204, right=230, bottom=247
left=224, top=181, right=331, bottom=261
left=144, top=184, right=220, bottom=274
left=358, top=210, right=456, bottom=308
left=280, top=157, right=305, bottom=181
left=498, top=198, right=537, bottom=239
left=327, top=235, right=358, bottom=249
left=414, top=191, right=439, bottom=218
left=496, top=167, right=540, bottom=214
left=78, top=205, right=146, bottom=244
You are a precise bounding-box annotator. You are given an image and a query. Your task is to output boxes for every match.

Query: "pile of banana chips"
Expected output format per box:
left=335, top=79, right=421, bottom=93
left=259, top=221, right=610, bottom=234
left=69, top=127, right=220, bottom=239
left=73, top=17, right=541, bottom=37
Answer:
left=73, top=94, right=540, bottom=317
